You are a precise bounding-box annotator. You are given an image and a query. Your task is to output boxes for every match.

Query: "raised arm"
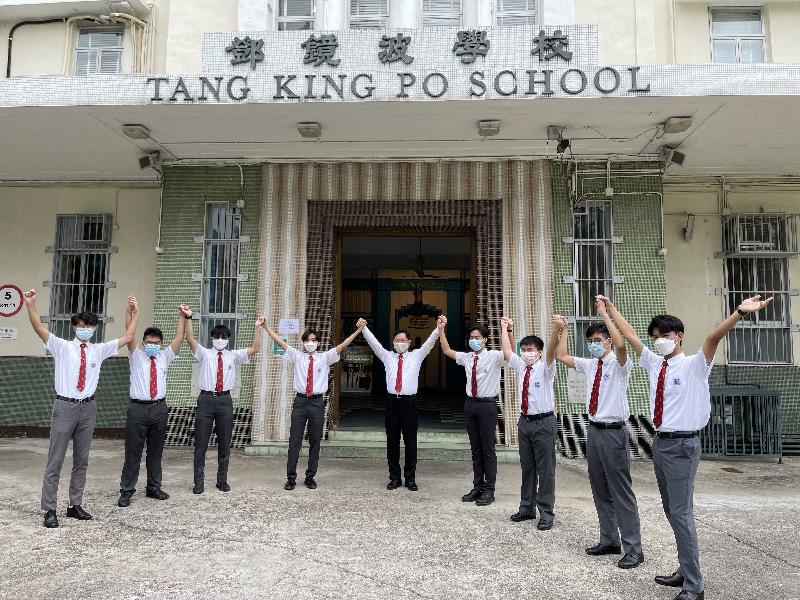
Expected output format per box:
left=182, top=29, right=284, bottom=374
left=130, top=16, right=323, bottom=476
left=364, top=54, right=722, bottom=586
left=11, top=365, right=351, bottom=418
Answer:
left=553, top=315, right=575, bottom=369
left=500, top=316, right=514, bottom=362
left=260, top=321, right=288, bottom=352
left=437, top=315, right=457, bottom=360
left=417, top=325, right=441, bottom=358
left=119, top=295, right=139, bottom=349
left=702, top=295, right=773, bottom=365
left=545, top=316, right=560, bottom=366
left=23, top=289, right=50, bottom=343
left=335, top=320, right=365, bottom=354
left=359, top=320, right=390, bottom=363
left=597, top=298, right=626, bottom=366
left=598, top=295, right=645, bottom=358
left=245, top=315, right=266, bottom=356
left=171, top=306, right=188, bottom=354
left=124, top=295, right=137, bottom=352
left=181, top=304, right=200, bottom=353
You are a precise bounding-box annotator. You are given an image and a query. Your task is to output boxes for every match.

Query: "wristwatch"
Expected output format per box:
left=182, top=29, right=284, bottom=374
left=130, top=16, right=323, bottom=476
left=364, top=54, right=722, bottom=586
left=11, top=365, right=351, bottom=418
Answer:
left=184, top=313, right=193, bottom=320
left=736, top=308, right=746, bottom=317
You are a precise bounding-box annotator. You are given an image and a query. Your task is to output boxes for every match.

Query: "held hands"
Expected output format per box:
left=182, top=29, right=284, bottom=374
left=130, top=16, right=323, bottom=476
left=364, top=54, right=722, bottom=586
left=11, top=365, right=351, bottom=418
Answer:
left=738, top=294, right=773, bottom=313
left=23, top=289, right=37, bottom=306
left=594, top=295, right=613, bottom=311
left=356, top=318, right=367, bottom=331
left=128, top=295, right=139, bottom=316
left=179, top=304, right=193, bottom=319
left=552, top=315, right=568, bottom=332
left=500, top=316, right=513, bottom=331
left=595, top=296, right=608, bottom=316
left=437, top=315, right=447, bottom=329
left=255, top=314, right=266, bottom=327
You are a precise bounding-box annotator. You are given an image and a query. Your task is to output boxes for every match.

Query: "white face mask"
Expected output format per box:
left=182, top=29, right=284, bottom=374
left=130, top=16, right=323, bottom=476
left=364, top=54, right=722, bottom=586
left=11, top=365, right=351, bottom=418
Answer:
left=520, top=350, right=540, bottom=365
left=393, top=341, right=410, bottom=353
left=303, top=341, right=318, bottom=353
left=653, top=337, right=677, bottom=356
left=212, top=338, right=229, bottom=351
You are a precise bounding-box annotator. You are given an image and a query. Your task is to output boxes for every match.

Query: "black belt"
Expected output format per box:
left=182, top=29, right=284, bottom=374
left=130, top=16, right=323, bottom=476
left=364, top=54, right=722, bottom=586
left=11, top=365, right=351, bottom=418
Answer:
left=656, top=431, right=699, bottom=439
left=57, top=395, right=95, bottom=404
left=131, top=398, right=165, bottom=404
left=200, top=390, right=231, bottom=397
left=388, top=393, right=417, bottom=399
left=468, top=396, right=498, bottom=402
left=590, top=420, right=625, bottom=430
left=521, top=411, right=554, bottom=421
left=296, top=393, right=323, bottom=399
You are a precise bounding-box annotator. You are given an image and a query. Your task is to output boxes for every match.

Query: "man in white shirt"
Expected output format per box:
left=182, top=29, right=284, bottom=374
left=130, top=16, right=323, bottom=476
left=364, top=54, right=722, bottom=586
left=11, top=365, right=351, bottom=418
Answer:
left=117, top=303, right=188, bottom=508
left=359, top=316, right=442, bottom=491
left=184, top=307, right=265, bottom=495
left=23, top=289, right=138, bottom=529
left=440, top=318, right=504, bottom=506
left=554, top=302, right=644, bottom=569
left=500, top=316, right=559, bottom=531
left=263, top=321, right=364, bottom=490
left=601, top=293, right=773, bottom=600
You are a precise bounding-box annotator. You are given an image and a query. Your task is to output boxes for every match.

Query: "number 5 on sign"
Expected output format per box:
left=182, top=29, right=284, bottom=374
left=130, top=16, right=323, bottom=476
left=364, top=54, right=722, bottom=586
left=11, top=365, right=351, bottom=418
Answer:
left=0, top=284, right=23, bottom=318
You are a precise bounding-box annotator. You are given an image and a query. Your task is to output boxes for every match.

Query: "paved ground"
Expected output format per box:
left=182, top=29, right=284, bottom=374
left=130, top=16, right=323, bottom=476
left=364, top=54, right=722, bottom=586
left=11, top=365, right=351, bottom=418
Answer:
left=0, top=438, right=798, bottom=600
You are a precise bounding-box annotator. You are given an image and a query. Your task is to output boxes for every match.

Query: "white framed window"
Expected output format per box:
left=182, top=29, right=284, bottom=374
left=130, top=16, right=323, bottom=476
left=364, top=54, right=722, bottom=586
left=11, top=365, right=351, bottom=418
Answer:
left=495, top=0, right=537, bottom=26
left=350, top=0, right=389, bottom=29
left=47, top=214, right=114, bottom=341
left=422, top=0, right=461, bottom=27
left=201, top=203, right=242, bottom=347
left=74, top=25, right=124, bottom=76
left=710, top=8, right=765, bottom=64
left=277, top=0, right=315, bottom=30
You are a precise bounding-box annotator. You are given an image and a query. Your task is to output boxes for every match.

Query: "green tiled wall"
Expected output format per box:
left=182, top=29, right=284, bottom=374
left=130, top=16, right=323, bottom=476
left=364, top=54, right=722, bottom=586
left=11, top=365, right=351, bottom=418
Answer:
left=155, top=166, right=262, bottom=410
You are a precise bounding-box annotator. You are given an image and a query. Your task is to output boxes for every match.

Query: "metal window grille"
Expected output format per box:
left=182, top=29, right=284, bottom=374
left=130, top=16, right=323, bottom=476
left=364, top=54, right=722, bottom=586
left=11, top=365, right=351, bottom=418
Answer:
left=710, top=8, right=765, bottom=64
left=201, top=203, right=242, bottom=347
left=74, top=25, right=124, bottom=75
left=422, top=0, right=461, bottom=27
left=47, top=214, right=114, bottom=341
left=277, top=0, right=315, bottom=30
left=495, top=0, right=537, bottom=26
left=350, top=0, right=389, bottom=29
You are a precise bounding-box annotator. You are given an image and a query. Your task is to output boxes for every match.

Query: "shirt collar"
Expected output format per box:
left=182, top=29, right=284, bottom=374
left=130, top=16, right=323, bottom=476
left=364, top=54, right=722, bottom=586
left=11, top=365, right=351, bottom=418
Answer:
left=666, top=352, right=686, bottom=365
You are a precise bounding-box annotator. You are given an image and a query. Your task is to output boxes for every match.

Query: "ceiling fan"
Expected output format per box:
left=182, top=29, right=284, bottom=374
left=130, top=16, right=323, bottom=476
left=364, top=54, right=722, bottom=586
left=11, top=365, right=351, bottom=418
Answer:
left=409, top=237, right=441, bottom=278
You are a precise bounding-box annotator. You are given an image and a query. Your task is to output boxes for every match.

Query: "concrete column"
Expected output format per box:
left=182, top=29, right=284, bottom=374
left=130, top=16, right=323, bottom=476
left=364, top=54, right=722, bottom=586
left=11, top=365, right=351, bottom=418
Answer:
left=542, top=0, right=575, bottom=25
left=320, top=0, right=349, bottom=30
left=238, top=0, right=270, bottom=29
left=391, top=0, right=420, bottom=29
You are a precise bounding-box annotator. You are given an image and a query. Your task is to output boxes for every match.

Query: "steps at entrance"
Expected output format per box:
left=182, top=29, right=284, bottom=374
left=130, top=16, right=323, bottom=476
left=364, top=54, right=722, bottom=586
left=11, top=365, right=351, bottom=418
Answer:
left=328, top=428, right=469, bottom=444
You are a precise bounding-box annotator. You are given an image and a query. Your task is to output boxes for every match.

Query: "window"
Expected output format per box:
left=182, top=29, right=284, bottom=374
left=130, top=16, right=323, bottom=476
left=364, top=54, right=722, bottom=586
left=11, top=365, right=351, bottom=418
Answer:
left=74, top=26, right=124, bottom=75
left=495, top=0, right=537, bottom=26
left=48, top=214, right=114, bottom=341
left=350, top=0, right=389, bottom=29
left=278, top=0, right=315, bottom=30
left=721, top=214, right=797, bottom=364
left=201, top=203, right=242, bottom=347
left=710, top=8, right=765, bottom=64
left=422, top=0, right=461, bottom=26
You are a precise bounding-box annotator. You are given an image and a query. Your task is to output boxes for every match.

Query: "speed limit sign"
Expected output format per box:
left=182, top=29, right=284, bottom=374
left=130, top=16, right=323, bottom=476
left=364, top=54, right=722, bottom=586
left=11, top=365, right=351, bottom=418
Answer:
left=0, top=285, right=23, bottom=318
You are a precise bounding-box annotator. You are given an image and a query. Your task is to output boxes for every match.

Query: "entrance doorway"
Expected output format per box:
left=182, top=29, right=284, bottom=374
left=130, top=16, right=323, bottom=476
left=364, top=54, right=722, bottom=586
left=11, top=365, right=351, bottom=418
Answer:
left=337, top=235, right=472, bottom=429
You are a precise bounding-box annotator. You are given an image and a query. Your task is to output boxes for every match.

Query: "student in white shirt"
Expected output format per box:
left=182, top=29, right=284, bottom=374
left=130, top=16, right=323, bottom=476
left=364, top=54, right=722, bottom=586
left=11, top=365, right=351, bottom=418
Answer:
left=554, top=302, right=644, bottom=569
left=117, top=302, right=188, bottom=508
left=184, top=307, right=265, bottom=495
left=600, top=294, right=773, bottom=600
left=500, top=316, right=559, bottom=531
left=23, top=289, right=138, bottom=529
left=262, top=320, right=364, bottom=490
left=359, top=315, right=442, bottom=491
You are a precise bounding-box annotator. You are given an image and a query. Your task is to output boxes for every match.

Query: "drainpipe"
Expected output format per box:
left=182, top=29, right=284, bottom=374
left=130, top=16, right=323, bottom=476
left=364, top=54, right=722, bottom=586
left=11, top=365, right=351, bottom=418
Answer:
left=6, top=18, right=66, bottom=78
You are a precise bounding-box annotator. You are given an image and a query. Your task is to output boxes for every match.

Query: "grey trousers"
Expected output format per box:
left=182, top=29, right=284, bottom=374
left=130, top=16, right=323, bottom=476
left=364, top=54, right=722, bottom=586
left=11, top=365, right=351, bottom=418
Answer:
left=41, top=398, right=97, bottom=511
left=587, top=424, right=642, bottom=555
left=287, top=394, right=325, bottom=480
left=120, top=400, right=169, bottom=493
left=193, top=393, right=234, bottom=486
left=652, top=436, right=703, bottom=594
left=517, top=414, right=557, bottom=520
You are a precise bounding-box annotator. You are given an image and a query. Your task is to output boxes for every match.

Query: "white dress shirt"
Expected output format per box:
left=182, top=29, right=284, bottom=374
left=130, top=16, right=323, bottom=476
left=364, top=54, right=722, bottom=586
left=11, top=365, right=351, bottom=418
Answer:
left=129, top=346, right=177, bottom=400
left=507, top=354, right=557, bottom=415
left=574, top=353, right=632, bottom=422
left=638, top=346, right=712, bottom=432
left=283, top=345, right=340, bottom=395
left=362, top=326, right=439, bottom=396
left=454, top=349, right=504, bottom=398
left=45, top=334, right=119, bottom=399
left=193, top=345, right=250, bottom=392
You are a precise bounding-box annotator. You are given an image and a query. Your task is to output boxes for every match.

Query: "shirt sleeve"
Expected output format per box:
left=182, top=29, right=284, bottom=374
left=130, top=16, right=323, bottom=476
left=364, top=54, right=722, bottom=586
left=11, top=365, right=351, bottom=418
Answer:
left=507, top=353, right=524, bottom=371
left=361, top=326, right=390, bottom=364
left=491, top=350, right=505, bottom=368
left=690, top=350, right=714, bottom=380
left=44, top=334, right=67, bottom=357
left=454, top=351, right=469, bottom=367
left=638, top=346, right=659, bottom=372
left=98, top=340, right=119, bottom=362
left=543, top=359, right=557, bottom=382
left=417, top=328, right=440, bottom=358
left=282, top=345, right=301, bottom=364
left=192, top=345, right=210, bottom=363
left=232, top=348, right=250, bottom=365
left=573, top=357, right=588, bottom=374
left=163, top=346, right=177, bottom=366
left=324, top=347, right=340, bottom=366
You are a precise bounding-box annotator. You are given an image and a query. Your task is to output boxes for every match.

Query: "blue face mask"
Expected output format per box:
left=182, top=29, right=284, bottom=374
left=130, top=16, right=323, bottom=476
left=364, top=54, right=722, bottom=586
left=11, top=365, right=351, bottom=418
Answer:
left=75, top=327, right=95, bottom=341
left=144, top=343, right=161, bottom=357
left=587, top=341, right=607, bottom=358
left=469, top=339, right=483, bottom=352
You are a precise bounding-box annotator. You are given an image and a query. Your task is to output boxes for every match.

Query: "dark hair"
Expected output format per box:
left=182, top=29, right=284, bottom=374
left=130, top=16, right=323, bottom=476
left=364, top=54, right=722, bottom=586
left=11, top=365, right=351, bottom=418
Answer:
left=647, top=315, right=685, bottom=337
left=210, top=324, right=232, bottom=339
left=519, top=335, right=544, bottom=351
left=393, top=329, right=410, bottom=340
left=301, top=329, right=320, bottom=342
left=585, top=323, right=610, bottom=339
left=467, top=324, right=489, bottom=339
left=71, top=312, right=99, bottom=327
left=143, top=327, right=164, bottom=342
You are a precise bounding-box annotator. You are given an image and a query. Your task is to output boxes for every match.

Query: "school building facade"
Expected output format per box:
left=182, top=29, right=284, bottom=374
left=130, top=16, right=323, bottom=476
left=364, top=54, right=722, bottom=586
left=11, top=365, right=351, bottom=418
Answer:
left=1, top=0, right=799, bottom=458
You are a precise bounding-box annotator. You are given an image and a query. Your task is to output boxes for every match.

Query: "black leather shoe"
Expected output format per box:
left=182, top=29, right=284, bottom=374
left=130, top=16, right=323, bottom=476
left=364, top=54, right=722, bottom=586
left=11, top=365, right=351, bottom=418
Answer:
left=655, top=572, right=685, bottom=588
left=117, top=490, right=135, bottom=507
left=66, top=505, right=92, bottom=520
left=475, top=490, right=495, bottom=506
left=304, top=477, right=317, bottom=489
left=461, top=488, right=481, bottom=502
left=617, top=552, right=645, bottom=569
left=216, top=482, right=231, bottom=492
left=405, top=480, right=418, bottom=491
left=387, top=480, right=402, bottom=490
left=192, top=483, right=204, bottom=495
left=146, top=488, right=169, bottom=500
left=673, top=592, right=703, bottom=600
left=537, top=518, right=553, bottom=531
left=43, top=510, right=58, bottom=528
left=510, top=512, right=535, bottom=522
left=284, top=479, right=296, bottom=491
left=585, top=544, right=622, bottom=556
